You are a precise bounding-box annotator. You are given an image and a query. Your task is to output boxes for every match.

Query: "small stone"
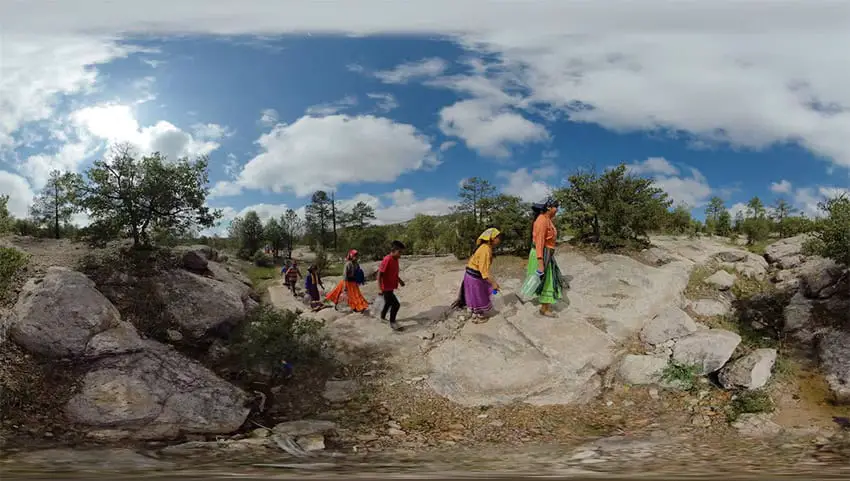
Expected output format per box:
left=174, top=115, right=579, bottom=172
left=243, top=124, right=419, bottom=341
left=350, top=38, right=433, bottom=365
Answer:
left=648, top=388, right=660, bottom=400
left=704, top=270, right=736, bottom=290
left=250, top=428, right=271, bottom=438
left=570, top=450, right=598, bottom=460
left=165, top=329, right=183, bottom=342
left=387, top=420, right=402, bottom=430
left=295, top=433, right=326, bottom=452
left=387, top=428, right=406, bottom=437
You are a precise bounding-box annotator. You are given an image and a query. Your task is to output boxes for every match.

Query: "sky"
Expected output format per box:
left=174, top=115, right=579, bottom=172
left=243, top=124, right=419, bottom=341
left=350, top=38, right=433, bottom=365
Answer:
left=2, top=1, right=850, bottom=235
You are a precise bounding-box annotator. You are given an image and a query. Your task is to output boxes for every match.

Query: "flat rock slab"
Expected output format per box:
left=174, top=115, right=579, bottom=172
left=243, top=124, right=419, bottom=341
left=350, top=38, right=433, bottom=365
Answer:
left=705, top=270, right=736, bottom=290
left=640, top=306, right=698, bottom=345
left=688, top=298, right=732, bottom=318
left=719, top=348, right=777, bottom=390
left=617, top=355, right=668, bottom=385
left=818, top=329, right=850, bottom=404
left=3, top=448, right=171, bottom=471
left=672, top=329, right=741, bottom=374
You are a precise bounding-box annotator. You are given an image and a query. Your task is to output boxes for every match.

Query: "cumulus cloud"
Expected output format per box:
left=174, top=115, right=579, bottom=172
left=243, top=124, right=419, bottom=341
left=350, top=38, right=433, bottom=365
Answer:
left=374, top=58, right=448, bottom=84
left=337, top=188, right=455, bottom=225
left=0, top=170, right=36, bottom=218
left=305, top=96, right=358, bottom=116
left=259, top=108, right=279, bottom=127
left=366, top=93, right=399, bottom=113
left=438, top=99, right=549, bottom=157
left=770, top=179, right=793, bottom=194
left=498, top=163, right=557, bottom=202
left=625, top=157, right=713, bottom=208
left=793, top=185, right=850, bottom=217
left=219, top=114, right=438, bottom=198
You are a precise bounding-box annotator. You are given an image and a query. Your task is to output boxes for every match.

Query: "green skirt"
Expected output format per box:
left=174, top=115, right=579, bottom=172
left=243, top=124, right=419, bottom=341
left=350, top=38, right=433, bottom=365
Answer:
left=526, top=247, right=563, bottom=305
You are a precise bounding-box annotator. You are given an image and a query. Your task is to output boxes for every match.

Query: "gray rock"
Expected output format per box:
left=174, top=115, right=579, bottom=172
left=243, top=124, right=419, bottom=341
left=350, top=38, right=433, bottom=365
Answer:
left=688, top=298, right=732, bottom=317
left=6, top=448, right=171, bottom=470
left=273, top=419, right=337, bottom=437
left=672, top=329, right=742, bottom=374
left=9, top=267, right=123, bottom=358
left=296, top=433, right=326, bottom=451
left=800, top=258, right=845, bottom=298
left=65, top=341, right=249, bottom=439
left=84, top=322, right=146, bottom=357
left=719, top=348, right=777, bottom=390
left=783, top=291, right=813, bottom=333
left=705, top=270, right=736, bottom=290
left=322, top=380, right=359, bottom=403
left=777, top=255, right=803, bottom=270
left=181, top=250, right=209, bottom=272
left=764, top=234, right=808, bottom=264
left=155, top=269, right=248, bottom=339
left=616, top=355, right=668, bottom=385
left=715, top=251, right=747, bottom=263
left=817, top=329, right=850, bottom=404
left=166, top=329, right=184, bottom=342
left=732, top=413, right=783, bottom=438
left=640, top=306, right=698, bottom=345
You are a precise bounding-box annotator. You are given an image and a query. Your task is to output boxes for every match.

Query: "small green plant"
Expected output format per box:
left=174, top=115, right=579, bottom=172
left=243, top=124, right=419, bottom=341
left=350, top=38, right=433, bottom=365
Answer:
left=252, top=249, right=273, bottom=267
left=727, top=389, right=775, bottom=421
left=661, top=362, right=701, bottom=391
left=228, top=305, right=331, bottom=375
left=0, top=246, right=28, bottom=299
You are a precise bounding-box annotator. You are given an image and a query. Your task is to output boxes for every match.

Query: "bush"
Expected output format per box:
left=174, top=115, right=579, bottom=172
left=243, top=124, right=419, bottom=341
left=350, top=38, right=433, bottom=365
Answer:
left=728, top=389, right=775, bottom=421
left=229, top=305, right=330, bottom=375
left=0, top=247, right=28, bottom=301
left=804, top=195, right=850, bottom=266
left=252, top=249, right=273, bottom=267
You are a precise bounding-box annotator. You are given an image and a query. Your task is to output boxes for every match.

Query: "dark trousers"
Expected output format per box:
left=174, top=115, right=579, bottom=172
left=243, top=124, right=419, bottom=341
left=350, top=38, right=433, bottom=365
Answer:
left=381, top=291, right=400, bottom=323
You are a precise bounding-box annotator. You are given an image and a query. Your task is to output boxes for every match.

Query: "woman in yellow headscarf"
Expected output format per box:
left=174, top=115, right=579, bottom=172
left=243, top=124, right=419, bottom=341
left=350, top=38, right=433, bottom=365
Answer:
left=451, top=227, right=503, bottom=322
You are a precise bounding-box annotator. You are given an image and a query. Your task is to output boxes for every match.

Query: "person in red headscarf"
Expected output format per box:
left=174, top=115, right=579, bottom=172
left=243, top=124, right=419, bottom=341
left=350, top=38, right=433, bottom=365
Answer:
left=325, top=249, right=369, bottom=313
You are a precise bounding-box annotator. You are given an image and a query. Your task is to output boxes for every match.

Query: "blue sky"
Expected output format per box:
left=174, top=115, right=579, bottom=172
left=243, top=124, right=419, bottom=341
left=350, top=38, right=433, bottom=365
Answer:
left=2, top=1, right=850, bottom=233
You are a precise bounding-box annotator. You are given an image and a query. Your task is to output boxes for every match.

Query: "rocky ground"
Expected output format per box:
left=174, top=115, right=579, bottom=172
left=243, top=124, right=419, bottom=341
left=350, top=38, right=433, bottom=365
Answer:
left=0, top=233, right=848, bottom=477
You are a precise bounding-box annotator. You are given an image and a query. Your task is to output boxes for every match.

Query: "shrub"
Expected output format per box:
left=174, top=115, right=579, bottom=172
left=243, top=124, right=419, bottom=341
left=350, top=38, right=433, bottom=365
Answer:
left=0, top=247, right=28, bottom=301
left=229, top=305, right=330, bottom=375
left=661, top=361, right=701, bottom=391
left=804, top=194, right=850, bottom=266
left=252, top=249, right=273, bottom=267
left=728, top=389, right=775, bottom=421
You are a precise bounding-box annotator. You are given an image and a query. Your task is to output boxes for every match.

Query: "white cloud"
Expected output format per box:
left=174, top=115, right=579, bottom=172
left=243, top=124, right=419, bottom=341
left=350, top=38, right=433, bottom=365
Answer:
left=366, top=93, right=399, bottom=113
left=224, top=114, right=438, bottom=197
left=374, top=58, right=448, bottom=84
left=728, top=202, right=748, bottom=219
left=438, top=99, right=549, bottom=157
left=0, top=171, right=36, bottom=218
left=439, top=141, right=457, bottom=152
left=498, top=164, right=557, bottom=202
left=625, top=157, right=713, bottom=208
left=192, top=122, right=232, bottom=140
left=305, top=96, right=358, bottom=116
left=770, top=179, right=793, bottom=194
left=793, top=185, right=850, bottom=217
left=259, top=108, right=279, bottom=127
left=18, top=139, right=99, bottom=189
left=346, top=188, right=454, bottom=225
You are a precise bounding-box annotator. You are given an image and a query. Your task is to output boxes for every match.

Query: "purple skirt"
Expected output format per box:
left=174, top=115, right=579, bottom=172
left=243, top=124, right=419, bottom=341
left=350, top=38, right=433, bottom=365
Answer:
left=462, top=271, right=493, bottom=314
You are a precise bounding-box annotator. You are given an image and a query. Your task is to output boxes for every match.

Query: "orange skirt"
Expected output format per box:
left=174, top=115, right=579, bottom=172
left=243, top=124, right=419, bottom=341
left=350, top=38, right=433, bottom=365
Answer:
left=325, top=280, right=369, bottom=312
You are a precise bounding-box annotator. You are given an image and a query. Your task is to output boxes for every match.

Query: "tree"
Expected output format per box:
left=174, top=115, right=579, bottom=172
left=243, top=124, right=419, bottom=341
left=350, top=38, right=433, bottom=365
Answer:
left=485, top=194, right=532, bottom=254
left=667, top=204, right=693, bottom=234
left=263, top=217, right=286, bottom=258
left=804, top=194, right=850, bottom=266
left=79, top=146, right=220, bottom=247
left=346, top=201, right=376, bottom=230
left=715, top=210, right=733, bottom=237
left=554, top=164, right=671, bottom=249
left=280, top=209, right=303, bottom=256
left=0, top=195, right=13, bottom=233
left=771, top=198, right=797, bottom=237
left=704, top=196, right=727, bottom=235
left=746, top=196, right=766, bottom=219
left=29, top=169, right=82, bottom=239
left=405, top=214, right=438, bottom=254
left=741, top=196, right=771, bottom=245
left=330, top=191, right=338, bottom=249
left=229, top=211, right=265, bottom=259
left=457, top=177, right=497, bottom=227
left=305, top=191, right=332, bottom=248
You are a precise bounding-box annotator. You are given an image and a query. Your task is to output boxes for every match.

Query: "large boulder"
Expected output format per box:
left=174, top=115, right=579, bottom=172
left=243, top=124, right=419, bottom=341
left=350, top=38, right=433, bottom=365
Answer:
left=616, top=355, right=668, bottom=385
left=718, top=348, right=777, bottom=390
left=704, top=270, right=736, bottom=290
left=783, top=291, right=813, bottom=333
left=818, top=329, right=850, bottom=404
left=65, top=341, right=250, bottom=439
left=640, top=306, right=698, bottom=345
left=764, top=234, right=808, bottom=264
left=672, top=329, right=741, bottom=374
left=687, top=297, right=732, bottom=317
left=155, top=269, right=249, bottom=340
left=7, top=267, right=130, bottom=358
left=799, top=257, right=844, bottom=298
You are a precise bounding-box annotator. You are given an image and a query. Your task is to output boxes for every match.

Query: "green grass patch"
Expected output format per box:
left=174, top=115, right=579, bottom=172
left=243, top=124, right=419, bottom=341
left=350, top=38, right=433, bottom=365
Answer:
left=246, top=265, right=278, bottom=288
left=684, top=265, right=719, bottom=300
left=322, top=261, right=344, bottom=277
left=727, top=389, right=775, bottom=421
left=745, top=240, right=769, bottom=256
left=661, top=361, right=701, bottom=391
left=0, top=246, right=28, bottom=300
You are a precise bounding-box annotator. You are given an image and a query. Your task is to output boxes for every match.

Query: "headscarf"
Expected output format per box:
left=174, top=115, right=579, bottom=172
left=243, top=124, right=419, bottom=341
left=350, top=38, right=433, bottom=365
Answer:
left=476, top=227, right=501, bottom=245
left=532, top=196, right=559, bottom=214
left=346, top=249, right=359, bottom=261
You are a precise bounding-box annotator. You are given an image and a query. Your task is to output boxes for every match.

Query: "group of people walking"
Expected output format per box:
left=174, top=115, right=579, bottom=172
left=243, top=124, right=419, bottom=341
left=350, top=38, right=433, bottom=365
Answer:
left=282, top=196, right=565, bottom=331
left=282, top=240, right=408, bottom=331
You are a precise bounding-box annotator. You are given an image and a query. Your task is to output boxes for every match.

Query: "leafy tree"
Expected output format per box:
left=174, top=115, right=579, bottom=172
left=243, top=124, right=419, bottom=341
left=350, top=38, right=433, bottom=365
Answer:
left=0, top=195, right=13, bottom=233
left=704, top=196, right=727, bottom=235
left=484, top=194, right=531, bottom=254
left=804, top=194, right=850, bottom=266
left=457, top=177, right=497, bottom=227
left=29, top=169, right=83, bottom=239
left=280, top=209, right=303, bottom=256
left=405, top=214, right=438, bottom=254
left=554, top=164, right=672, bottom=249
left=305, top=191, right=332, bottom=248
left=230, top=211, right=265, bottom=259
left=666, top=204, right=693, bottom=234
left=715, top=210, right=733, bottom=237
left=79, top=146, right=220, bottom=247
left=341, top=201, right=376, bottom=230
left=741, top=196, right=771, bottom=245
left=263, top=217, right=286, bottom=258
left=777, top=215, right=815, bottom=237
left=746, top=196, right=766, bottom=218
left=771, top=198, right=797, bottom=237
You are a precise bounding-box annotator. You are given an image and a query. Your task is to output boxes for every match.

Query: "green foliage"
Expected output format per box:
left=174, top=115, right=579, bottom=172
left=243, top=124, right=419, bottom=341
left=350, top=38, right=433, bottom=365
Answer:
left=339, top=201, right=376, bottom=230
left=704, top=196, right=732, bottom=236
left=484, top=194, right=532, bottom=255
left=728, top=390, right=775, bottom=421
left=555, top=164, right=671, bottom=250
left=660, top=361, right=701, bottom=391
left=79, top=145, right=220, bottom=247
left=229, top=305, right=330, bottom=374
left=29, top=169, right=83, bottom=239
left=777, top=215, right=815, bottom=238
left=804, top=194, right=850, bottom=266
left=230, top=211, right=265, bottom=259
left=305, top=191, right=333, bottom=248
left=0, top=195, right=13, bottom=233
left=715, top=210, right=733, bottom=237
left=263, top=217, right=286, bottom=258
left=738, top=196, right=772, bottom=245
left=457, top=177, right=498, bottom=226
left=0, top=247, right=28, bottom=300
left=666, top=204, right=693, bottom=234
left=252, top=249, right=273, bottom=267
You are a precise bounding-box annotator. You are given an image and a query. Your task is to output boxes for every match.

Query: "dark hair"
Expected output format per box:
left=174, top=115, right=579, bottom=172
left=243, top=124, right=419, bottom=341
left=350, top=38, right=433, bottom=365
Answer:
left=390, top=240, right=406, bottom=251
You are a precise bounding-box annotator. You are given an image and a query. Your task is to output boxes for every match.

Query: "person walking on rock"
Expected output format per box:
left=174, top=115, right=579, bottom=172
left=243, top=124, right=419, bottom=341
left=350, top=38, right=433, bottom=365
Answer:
left=305, top=264, right=326, bottom=311
left=325, top=249, right=369, bottom=313
left=378, top=240, right=406, bottom=331
left=286, top=260, right=302, bottom=296
left=528, top=197, right=563, bottom=317
left=451, top=227, right=503, bottom=323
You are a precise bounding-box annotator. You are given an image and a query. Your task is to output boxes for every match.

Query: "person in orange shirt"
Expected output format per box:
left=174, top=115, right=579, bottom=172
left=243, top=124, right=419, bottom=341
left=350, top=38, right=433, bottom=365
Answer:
left=527, top=197, right=564, bottom=317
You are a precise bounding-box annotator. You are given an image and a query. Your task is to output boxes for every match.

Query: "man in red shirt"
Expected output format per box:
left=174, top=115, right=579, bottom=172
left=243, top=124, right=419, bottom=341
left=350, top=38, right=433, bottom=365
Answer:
left=377, top=240, right=406, bottom=331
